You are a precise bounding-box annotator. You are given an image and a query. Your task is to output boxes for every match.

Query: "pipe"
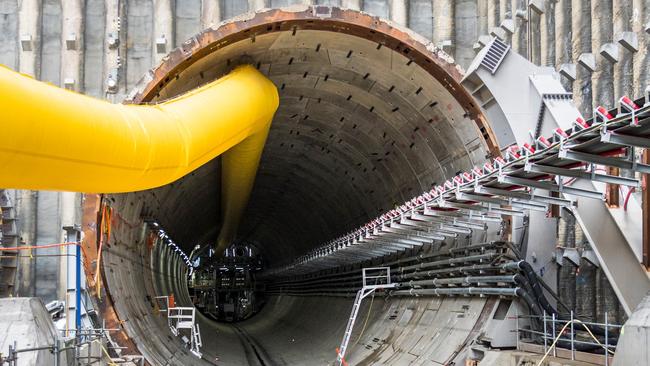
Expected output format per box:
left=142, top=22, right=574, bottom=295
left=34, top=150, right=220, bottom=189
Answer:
left=61, top=0, right=83, bottom=92
left=572, top=0, right=593, bottom=119
left=633, top=0, right=650, bottom=97
left=503, top=260, right=556, bottom=316
left=397, top=253, right=499, bottom=272
left=153, top=0, right=174, bottom=65
left=18, top=0, right=40, bottom=78
left=75, top=236, right=81, bottom=337
left=486, top=0, right=498, bottom=30
left=555, top=0, right=572, bottom=90
left=498, top=0, right=512, bottom=44
left=16, top=190, right=37, bottom=297
left=539, top=0, right=554, bottom=67
left=529, top=6, right=541, bottom=65
left=248, top=0, right=267, bottom=11
left=340, top=0, right=360, bottom=11
left=477, top=0, right=488, bottom=36
left=613, top=0, right=634, bottom=100
left=201, top=0, right=221, bottom=28
left=499, top=0, right=510, bottom=26
left=0, top=65, right=279, bottom=253
left=591, top=0, right=615, bottom=109
left=389, top=0, right=407, bottom=26
left=104, top=0, right=122, bottom=100
left=432, top=0, right=454, bottom=53
left=390, top=287, right=519, bottom=297
left=512, top=0, right=527, bottom=57
left=400, top=275, right=518, bottom=288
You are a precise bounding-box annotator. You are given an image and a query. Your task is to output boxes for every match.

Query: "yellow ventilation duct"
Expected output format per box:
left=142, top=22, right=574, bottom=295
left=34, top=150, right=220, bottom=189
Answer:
left=0, top=64, right=279, bottom=252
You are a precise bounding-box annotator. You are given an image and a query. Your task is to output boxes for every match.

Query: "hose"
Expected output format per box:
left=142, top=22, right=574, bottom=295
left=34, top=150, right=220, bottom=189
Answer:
left=508, top=260, right=619, bottom=338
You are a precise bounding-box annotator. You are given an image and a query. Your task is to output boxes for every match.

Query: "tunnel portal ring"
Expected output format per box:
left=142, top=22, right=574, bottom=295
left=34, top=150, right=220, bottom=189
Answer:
left=127, top=5, right=500, bottom=157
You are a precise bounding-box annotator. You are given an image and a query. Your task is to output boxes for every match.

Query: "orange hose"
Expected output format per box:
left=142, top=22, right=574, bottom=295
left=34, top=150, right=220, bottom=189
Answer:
left=95, top=203, right=112, bottom=298
left=0, top=241, right=79, bottom=251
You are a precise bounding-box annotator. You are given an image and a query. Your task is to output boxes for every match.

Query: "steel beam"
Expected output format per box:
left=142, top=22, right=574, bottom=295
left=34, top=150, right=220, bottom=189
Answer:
left=475, top=185, right=574, bottom=206
left=524, top=162, right=640, bottom=187
left=441, top=200, right=527, bottom=217
left=601, top=131, right=650, bottom=149
left=456, top=191, right=548, bottom=211
left=559, top=149, right=650, bottom=174
left=569, top=179, right=650, bottom=315
left=498, top=175, right=605, bottom=200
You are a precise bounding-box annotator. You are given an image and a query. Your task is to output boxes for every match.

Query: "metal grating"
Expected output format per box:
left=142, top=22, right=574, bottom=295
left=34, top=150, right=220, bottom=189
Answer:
left=481, top=38, right=510, bottom=74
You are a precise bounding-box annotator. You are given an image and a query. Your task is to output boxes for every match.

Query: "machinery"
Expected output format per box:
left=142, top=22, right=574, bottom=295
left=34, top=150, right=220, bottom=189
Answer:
left=189, top=244, right=264, bottom=322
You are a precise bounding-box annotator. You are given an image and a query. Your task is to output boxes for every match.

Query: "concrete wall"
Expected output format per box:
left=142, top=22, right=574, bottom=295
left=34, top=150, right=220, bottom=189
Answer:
left=1, top=1, right=647, bottom=110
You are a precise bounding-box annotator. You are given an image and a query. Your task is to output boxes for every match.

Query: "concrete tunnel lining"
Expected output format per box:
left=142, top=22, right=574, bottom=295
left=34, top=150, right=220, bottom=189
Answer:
left=100, top=7, right=501, bottom=365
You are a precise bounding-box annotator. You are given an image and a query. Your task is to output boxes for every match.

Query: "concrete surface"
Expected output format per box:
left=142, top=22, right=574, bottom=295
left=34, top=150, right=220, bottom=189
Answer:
left=612, top=293, right=650, bottom=366
left=0, top=297, right=68, bottom=365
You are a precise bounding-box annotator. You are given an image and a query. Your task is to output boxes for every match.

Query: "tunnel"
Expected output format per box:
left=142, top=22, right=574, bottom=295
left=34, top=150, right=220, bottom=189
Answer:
left=97, top=6, right=502, bottom=365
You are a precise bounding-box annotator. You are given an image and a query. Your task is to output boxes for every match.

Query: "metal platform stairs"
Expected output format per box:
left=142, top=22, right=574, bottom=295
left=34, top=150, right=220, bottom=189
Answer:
left=167, top=305, right=203, bottom=358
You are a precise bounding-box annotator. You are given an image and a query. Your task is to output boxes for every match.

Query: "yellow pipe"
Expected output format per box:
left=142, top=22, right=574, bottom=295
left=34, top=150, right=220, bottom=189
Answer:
left=0, top=65, right=279, bottom=251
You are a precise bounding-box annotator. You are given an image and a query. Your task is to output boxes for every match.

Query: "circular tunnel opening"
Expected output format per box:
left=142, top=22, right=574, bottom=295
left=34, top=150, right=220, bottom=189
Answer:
left=102, top=6, right=499, bottom=365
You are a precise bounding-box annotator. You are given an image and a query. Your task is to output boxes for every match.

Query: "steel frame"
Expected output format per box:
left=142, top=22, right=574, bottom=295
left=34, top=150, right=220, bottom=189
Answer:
left=267, top=95, right=650, bottom=283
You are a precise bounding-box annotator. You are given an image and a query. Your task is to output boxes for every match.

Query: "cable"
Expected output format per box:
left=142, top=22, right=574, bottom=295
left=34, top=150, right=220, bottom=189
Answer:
left=95, top=203, right=112, bottom=298
left=0, top=241, right=78, bottom=251
left=624, top=187, right=635, bottom=211
left=0, top=254, right=79, bottom=259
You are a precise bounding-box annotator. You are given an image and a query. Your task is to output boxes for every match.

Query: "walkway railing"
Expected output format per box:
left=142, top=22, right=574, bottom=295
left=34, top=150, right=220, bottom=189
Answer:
left=516, top=311, right=621, bottom=366
left=0, top=325, right=144, bottom=366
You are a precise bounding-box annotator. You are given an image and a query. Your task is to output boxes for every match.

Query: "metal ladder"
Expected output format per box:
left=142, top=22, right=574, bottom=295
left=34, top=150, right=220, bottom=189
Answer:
left=337, top=290, right=363, bottom=364
left=336, top=267, right=396, bottom=366
left=191, top=322, right=203, bottom=358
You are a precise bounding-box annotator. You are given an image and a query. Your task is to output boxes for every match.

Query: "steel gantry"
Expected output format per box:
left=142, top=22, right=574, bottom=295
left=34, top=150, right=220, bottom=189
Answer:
left=266, top=39, right=650, bottom=315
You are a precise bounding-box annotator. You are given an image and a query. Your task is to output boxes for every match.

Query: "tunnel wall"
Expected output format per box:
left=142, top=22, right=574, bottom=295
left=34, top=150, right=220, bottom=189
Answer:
left=100, top=193, right=208, bottom=365
left=6, top=0, right=650, bottom=300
